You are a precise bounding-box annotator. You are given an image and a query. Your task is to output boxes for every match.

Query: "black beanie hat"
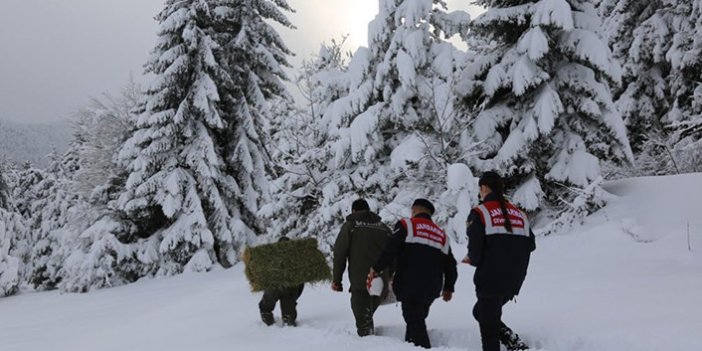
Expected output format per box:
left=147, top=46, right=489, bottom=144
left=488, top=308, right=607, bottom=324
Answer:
left=412, top=198, right=435, bottom=214
left=478, top=171, right=502, bottom=186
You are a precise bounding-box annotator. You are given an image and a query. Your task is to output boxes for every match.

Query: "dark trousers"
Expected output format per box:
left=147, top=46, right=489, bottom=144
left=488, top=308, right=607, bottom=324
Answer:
left=472, top=295, right=512, bottom=351
left=350, top=291, right=381, bottom=336
left=259, top=286, right=303, bottom=324
left=401, top=300, right=433, bottom=349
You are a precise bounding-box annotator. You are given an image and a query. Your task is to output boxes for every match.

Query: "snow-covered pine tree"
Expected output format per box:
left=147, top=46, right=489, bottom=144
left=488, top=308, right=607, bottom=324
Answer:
left=384, top=0, right=472, bottom=242
left=261, top=39, right=351, bottom=243
left=20, top=134, right=83, bottom=290
left=8, top=162, right=44, bottom=285
left=0, top=164, right=26, bottom=297
left=118, top=0, right=293, bottom=274
left=377, top=0, right=473, bottom=242
left=313, top=1, right=401, bottom=248
left=0, top=163, right=11, bottom=210
left=0, top=212, right=23, bottom=297
left=118, top=0, right=241, bottom=275
left=58, top=84, right=145, bottom=293
left=12, top=165, right=46, bottom=220
left=462, top=0, right=633, bottom=215
left=213, top=0, right=295, bottom=249
left=666, top=0, right=702, bottom=173
left=320, top=0, right=471, bottom=245
left=600, top=0, right=672, bottom=158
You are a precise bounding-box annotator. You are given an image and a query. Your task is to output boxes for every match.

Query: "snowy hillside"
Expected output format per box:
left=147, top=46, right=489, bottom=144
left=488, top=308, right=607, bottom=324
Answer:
left=1, top=174, right=701, bottom=351
left=0, top=118, right=72, bottom=168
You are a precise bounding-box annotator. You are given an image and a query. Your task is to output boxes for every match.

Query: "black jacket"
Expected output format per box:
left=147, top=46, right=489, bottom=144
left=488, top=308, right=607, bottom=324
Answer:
left=373, top=213, right=458, bottom=302
left=467, top=193, right=536, bottom=297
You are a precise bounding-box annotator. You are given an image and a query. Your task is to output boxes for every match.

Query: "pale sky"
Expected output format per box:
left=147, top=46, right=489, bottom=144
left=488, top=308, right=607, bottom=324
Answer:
left=0, top=0, right=483, bottom=123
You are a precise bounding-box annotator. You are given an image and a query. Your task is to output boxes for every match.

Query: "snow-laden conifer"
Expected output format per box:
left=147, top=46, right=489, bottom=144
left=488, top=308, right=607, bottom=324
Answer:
left=215, top=0, right=295, bottom=249
left=601, top=0, right=672, bottom=155
left=261, top=39, right=350, bottom=246
left=321, top=0, right=471, bottom=243
left=666, top=0, right=702, bottom=172
left=461, top=0, right=632, bottom=213
left=118, top=0, right=237, bottom=274
left=0, top=166, right=26, bottom=297
left=58, top=85, right=146, bottom=293
left=118, top=0, right=293, bottom=273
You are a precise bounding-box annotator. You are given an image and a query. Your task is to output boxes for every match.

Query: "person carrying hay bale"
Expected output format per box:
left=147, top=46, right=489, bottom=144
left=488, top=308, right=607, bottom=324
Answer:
left=243, top=236, right=331, bottom=327
left=257, top=237, right=304, bottom=326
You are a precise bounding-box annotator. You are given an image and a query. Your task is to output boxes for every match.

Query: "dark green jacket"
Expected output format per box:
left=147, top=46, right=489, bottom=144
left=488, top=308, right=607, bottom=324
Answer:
left=333, top=211, right=391, bottom=292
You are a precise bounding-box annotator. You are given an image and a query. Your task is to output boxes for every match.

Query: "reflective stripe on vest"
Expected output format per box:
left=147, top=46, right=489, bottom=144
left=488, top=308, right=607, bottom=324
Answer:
left=402, top=217, right=450, bottom=254
left=474, top=201, right=530, bottom=236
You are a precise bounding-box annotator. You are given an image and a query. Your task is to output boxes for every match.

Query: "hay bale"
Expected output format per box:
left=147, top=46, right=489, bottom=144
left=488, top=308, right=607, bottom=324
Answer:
left=243, top=238, right=331, bottom=292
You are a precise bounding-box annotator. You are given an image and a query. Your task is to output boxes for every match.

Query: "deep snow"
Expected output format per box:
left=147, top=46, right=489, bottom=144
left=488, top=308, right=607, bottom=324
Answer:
left=1, top=174, right=701, bottom=351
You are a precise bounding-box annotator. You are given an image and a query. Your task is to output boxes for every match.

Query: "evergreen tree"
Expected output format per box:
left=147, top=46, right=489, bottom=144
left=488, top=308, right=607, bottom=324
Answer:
left=461, top=0, right=633, bottom=212
left=58, top=85, right=145, bottom=293
left=8, top=161, right=45, bottom=285
left=118, top=0, right=293, bottom=274
left=0, top=209, right=23, bottom=297
left=262, top=39, right=351, bottom=244
left=319, top=0, right=471, bottom=245
left=12, top=166, right=46, bottom=220
left=22, top=137, right=82, bottom=290
left=666, top=0, right=702, bottom=172
left=600, top=0, right=672, bottom=155
left=318, top=0, right=398, bottom=235
left=0, top=164, right=25, bottom=297
left=215, top=0, right=295, bottom=249
left=118, top=0, right=240, bottom=274
left=6, top=83, right=146, bottom=293
left=0, top=163, right=12, bottom=210
left=596, top=0, right=701, bottom=176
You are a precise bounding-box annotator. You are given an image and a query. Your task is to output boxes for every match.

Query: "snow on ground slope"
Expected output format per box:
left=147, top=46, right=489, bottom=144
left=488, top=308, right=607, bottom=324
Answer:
left=1, top=174, right=701, bottom=351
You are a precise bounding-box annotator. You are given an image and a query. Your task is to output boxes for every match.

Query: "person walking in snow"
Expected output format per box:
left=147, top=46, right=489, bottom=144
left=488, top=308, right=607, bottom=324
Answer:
left=464, top=171, right=536, bottom=351
left=332, top=199, right=392, bottom=336
left=371, top=199, right=458, bottom=349
left=259, top=236, right=305, bottom=327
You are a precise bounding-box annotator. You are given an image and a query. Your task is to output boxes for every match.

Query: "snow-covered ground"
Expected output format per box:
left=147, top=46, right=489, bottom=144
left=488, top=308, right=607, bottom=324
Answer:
left=1, top=174, right=701, bottom=351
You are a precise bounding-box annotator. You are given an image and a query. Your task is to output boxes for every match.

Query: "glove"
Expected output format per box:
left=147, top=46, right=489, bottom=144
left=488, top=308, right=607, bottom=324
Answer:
left=331, top=282, right=343, bottom=292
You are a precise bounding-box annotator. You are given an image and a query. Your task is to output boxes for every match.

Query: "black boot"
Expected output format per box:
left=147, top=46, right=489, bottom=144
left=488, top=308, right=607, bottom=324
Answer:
left=499, top=326, right=529, bottom=350
left=282, top=315, right=297, bottom=327
left=357, top=326, right=374, bottom=337
left=260, top=311, right=275, bottom=326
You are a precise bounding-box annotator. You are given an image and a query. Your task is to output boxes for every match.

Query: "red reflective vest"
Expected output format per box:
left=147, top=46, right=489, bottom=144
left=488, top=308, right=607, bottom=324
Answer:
left=474, top=201, right=530, bottom=236
left=401, top=217, right=450, bottom=254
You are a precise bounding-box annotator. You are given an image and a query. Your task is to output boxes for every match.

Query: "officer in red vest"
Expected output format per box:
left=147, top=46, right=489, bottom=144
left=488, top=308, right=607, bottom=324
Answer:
left=371, top=198, right=458, bottom=349
left=464, top=172, right=535, bottom=351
